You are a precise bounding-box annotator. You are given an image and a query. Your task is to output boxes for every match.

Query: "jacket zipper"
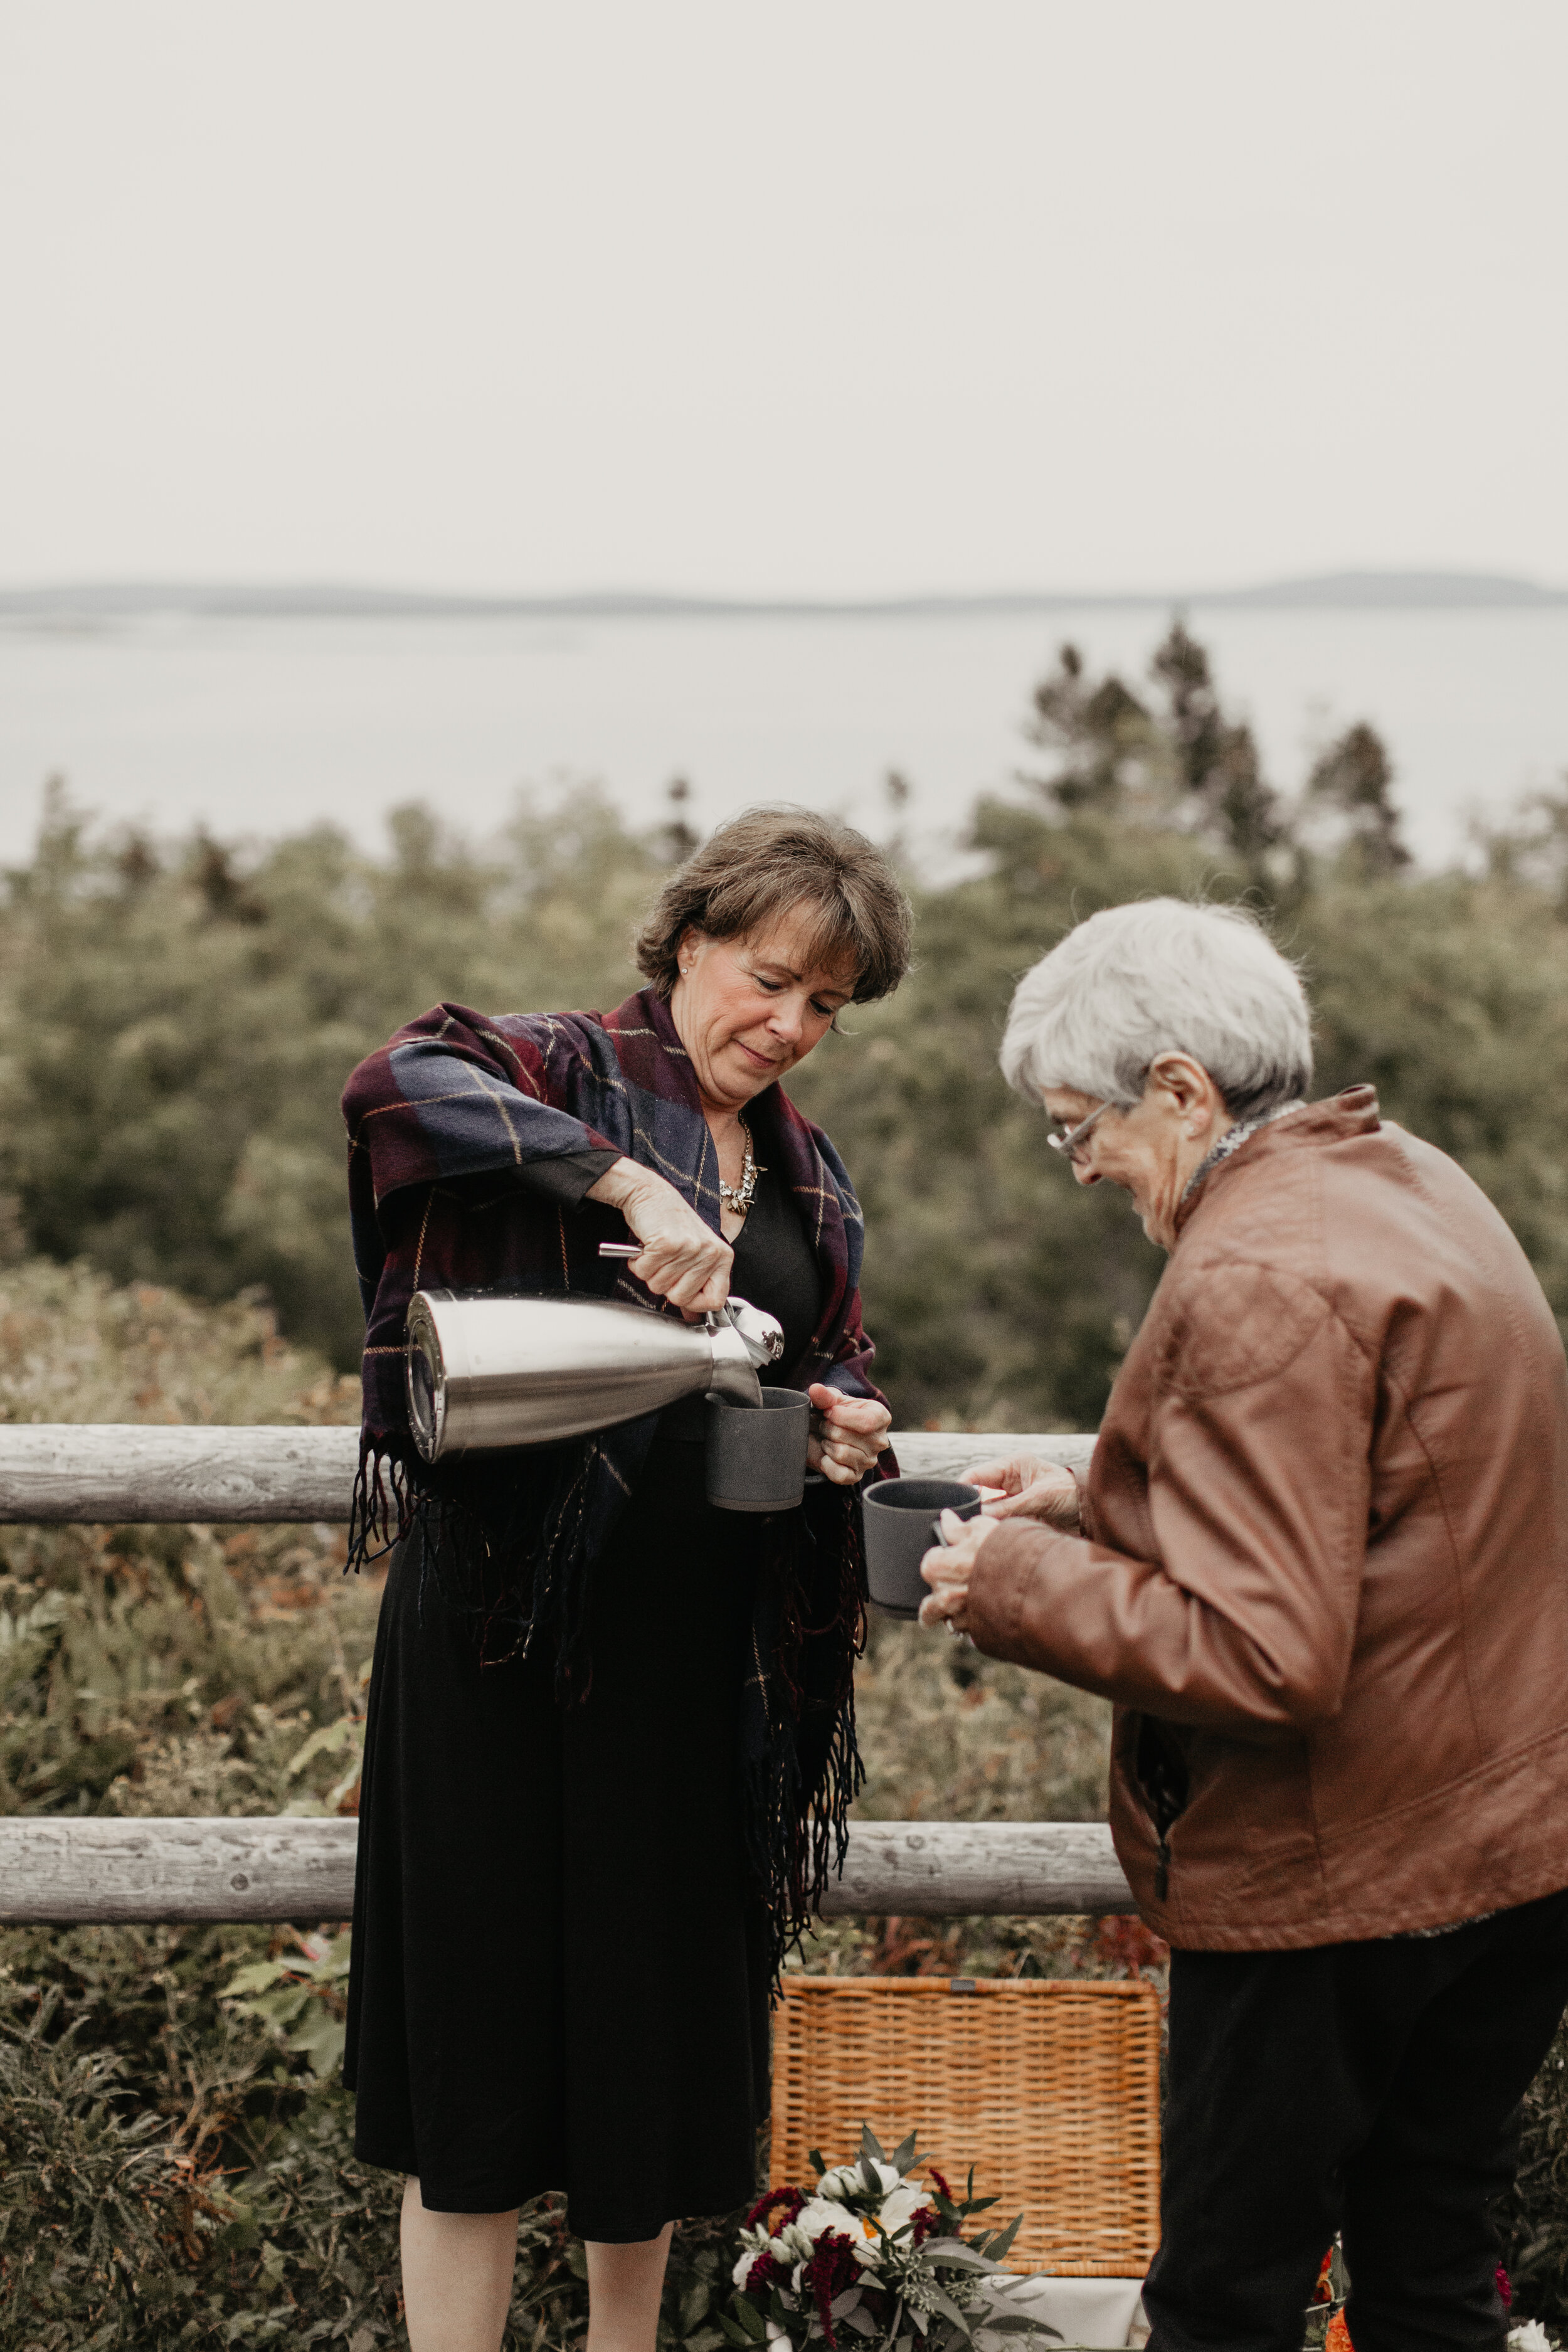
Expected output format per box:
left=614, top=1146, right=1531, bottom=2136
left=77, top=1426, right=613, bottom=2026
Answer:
left=1135, top=1715, right=1189, bottom=1904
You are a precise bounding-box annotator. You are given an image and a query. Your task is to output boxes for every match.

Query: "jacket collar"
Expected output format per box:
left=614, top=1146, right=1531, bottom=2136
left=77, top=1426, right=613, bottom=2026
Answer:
left=1173, top=1084, right=1382, bottom=1241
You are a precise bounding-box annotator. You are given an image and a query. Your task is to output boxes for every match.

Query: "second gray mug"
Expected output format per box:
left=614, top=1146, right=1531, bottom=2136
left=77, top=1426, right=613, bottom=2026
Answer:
left=862, top=1476, right=982, bottom=1618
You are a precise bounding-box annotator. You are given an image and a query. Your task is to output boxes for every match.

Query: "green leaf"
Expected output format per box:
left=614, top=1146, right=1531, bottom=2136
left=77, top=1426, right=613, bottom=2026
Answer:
left=220, top=1960, right=293, bottom=2000
left=286, top=2010, right=347, bottom=2077
left=680, top=2278, right=712, bottom=2331
left=285, top=1716, right=362, bottom=1778
left=861, top=2124, right=887, bottom=2167
left=891, top=2132, right=919, bottom=2176
left=236, top=1985, right=314, bottom=2032
left=729, top=2292, right=769, bottom=2343
left=981, top=2214, right=1022, bottom=2264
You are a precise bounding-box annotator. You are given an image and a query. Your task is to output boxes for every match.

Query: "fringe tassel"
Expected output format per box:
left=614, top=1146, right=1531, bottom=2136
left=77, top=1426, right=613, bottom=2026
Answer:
left=744, top=1482, right=869, bottom=1987
left=345, top=1431, right=418, bottom=1571
left=346, top=1426, right=611, bottom=1683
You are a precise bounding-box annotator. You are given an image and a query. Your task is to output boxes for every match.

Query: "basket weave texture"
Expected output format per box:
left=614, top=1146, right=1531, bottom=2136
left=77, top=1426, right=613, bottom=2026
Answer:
left=770, top=1977, right=1161, bottom=2277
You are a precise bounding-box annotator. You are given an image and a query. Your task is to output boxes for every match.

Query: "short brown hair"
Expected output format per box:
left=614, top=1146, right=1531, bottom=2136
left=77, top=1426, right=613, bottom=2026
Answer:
left=633, top=805, right=913, bottom=1004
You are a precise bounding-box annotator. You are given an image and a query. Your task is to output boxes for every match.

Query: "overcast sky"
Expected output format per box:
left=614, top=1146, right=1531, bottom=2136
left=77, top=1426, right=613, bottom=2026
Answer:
left=2, top=1, right=1564, bottom=597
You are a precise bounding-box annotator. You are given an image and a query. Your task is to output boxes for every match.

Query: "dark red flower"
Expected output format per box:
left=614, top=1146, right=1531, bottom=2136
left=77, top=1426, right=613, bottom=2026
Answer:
left=1496, top=2263, right=1513, bottom=2309
left=746, top=2186, right=805, bottom=2237
left=802, top=2231, right=861, bottom=2348
left=910, top=2203, right=940, bottom=2247
left=926, top=2166, right=955, bottom=2206
left=743, top=2252, right=787, bottom=2296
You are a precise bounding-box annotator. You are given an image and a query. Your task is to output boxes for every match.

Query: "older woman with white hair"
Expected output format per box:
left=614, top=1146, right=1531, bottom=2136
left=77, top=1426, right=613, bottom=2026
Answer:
left=921, top=898, right=1568, bottom=2352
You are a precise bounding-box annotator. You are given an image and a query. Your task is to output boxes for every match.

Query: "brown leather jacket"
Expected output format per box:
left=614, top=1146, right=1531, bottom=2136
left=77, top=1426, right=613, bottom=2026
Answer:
left=965, top=1088, right=1568, bottom=1949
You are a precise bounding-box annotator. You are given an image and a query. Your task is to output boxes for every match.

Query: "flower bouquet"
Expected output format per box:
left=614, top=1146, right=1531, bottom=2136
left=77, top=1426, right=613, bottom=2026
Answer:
left=722, top=2127, right=1059, bottom=2352
left=1305, top=2245, right=1553, bottom=2351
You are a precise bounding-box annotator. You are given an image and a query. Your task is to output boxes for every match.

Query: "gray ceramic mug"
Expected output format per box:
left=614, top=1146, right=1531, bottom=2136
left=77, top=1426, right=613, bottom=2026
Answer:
left=704, top=1388, right=812, bottom=1513
left=862, top=1476, right=982, bottom=1618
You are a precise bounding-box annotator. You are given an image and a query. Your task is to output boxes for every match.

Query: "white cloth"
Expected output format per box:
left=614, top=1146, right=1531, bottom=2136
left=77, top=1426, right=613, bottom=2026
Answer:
left=975, top=2273, right=1148, bottom=2348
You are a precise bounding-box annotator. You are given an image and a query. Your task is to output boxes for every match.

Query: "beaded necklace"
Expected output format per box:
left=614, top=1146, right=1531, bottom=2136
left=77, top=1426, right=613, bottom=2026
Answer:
left=718, top=1119, right=763, bottom=1218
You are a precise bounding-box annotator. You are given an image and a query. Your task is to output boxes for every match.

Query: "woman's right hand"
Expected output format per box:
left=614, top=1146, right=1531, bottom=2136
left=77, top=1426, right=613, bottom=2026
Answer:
left=970, top=1453, right=1083, bottom=1534
left=586, top=1159, right=733, bottom=1318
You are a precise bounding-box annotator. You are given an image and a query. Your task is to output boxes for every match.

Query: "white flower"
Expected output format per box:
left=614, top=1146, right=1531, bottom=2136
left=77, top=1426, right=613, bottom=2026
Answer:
left=733, top=2230, right=796, bottom=2290
left=792, top=2196, right=874, bottom=2248
left=765, top=2329, right=789, bottom=2345
left=876, top=2183, right=935, bottom=2237
left=1508, top=2326, right=1555, bottom=2352
left=778, top=2200, right=883, bottom=2288
left=817, top=2160, right=901, bottom=2202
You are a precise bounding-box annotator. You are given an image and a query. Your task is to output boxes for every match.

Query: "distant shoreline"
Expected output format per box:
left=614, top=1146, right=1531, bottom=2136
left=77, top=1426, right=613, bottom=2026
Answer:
left=1, top=569, right=1566, bottom=623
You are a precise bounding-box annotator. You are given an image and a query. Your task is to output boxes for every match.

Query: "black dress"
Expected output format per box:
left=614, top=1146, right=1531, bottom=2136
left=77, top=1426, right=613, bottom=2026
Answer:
left=344, top=1168, right=822, bottom=2237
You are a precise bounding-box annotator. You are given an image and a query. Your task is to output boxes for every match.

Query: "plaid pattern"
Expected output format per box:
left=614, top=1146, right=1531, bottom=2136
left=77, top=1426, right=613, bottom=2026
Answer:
left=341, top=985, right=886, bottom=1964
left=344, top=987, right=882, bottom=1441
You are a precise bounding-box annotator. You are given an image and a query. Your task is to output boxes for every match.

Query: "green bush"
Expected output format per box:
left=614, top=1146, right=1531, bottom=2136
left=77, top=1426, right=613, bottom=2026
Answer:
left=0, top=790, right=659, bottom=1370
left=1505, top=2013, right=1568, bottom=2331
left=0, top=1939, right=405, bottom=2348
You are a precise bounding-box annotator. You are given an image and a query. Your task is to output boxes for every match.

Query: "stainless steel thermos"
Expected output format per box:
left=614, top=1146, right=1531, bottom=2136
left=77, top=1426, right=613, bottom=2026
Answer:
left=405, top=1290, right=785, bottom=1463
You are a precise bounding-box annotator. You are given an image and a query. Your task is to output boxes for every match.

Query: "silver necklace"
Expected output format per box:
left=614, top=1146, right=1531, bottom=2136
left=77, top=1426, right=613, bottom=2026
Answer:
left=718, top=1120, right=763, bottom=1218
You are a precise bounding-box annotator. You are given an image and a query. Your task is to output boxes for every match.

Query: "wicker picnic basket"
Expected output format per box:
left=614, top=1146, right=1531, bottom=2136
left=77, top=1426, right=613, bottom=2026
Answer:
left=770, top=1976, right=1161, bottom=2277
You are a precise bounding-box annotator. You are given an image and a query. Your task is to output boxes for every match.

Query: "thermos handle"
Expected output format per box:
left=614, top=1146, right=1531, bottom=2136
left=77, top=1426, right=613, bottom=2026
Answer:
left=597, top=1244, right=783, bottom=1367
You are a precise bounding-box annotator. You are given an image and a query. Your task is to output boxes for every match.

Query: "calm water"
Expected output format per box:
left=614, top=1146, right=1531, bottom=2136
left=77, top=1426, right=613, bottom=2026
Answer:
left=3, top=605, right=1567, bottom=872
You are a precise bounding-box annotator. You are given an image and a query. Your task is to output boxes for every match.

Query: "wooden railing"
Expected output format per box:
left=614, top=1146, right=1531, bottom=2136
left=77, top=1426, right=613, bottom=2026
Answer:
left=0, top=1424, right=1096, bottom=1525
left=0, top=1424, right=1130, bottom=1926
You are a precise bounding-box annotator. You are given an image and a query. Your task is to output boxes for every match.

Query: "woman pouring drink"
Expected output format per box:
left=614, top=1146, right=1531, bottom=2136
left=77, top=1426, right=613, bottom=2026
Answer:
left=341, top=808, right=911, bottom=2352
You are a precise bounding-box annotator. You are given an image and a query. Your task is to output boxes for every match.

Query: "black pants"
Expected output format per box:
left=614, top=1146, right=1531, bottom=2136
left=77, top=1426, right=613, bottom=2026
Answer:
left=1145, top=1888, right=1568, bottom=2352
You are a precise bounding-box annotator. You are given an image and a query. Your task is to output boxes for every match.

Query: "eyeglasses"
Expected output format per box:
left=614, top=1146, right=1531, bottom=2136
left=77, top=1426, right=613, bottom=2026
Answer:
left=1046, top=1100, right=1112, bottom=1165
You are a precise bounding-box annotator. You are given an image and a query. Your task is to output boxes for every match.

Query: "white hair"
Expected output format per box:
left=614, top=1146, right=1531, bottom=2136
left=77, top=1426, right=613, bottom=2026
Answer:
left=1000, top=898, right=1313, bottom=1118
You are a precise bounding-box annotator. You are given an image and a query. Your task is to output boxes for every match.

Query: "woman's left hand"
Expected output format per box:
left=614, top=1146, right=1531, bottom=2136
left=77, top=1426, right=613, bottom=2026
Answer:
left=806, top=1384, right=892, bottom=1488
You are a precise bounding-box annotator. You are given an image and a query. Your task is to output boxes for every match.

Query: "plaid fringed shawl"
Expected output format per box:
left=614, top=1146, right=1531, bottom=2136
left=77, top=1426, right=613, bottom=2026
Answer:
left=341, top=986, right=889, bottom=1968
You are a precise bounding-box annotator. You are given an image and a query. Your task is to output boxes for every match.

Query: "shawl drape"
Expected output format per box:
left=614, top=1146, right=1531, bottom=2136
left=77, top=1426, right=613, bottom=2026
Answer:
left=341, top=986, right=887, bottom=1965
